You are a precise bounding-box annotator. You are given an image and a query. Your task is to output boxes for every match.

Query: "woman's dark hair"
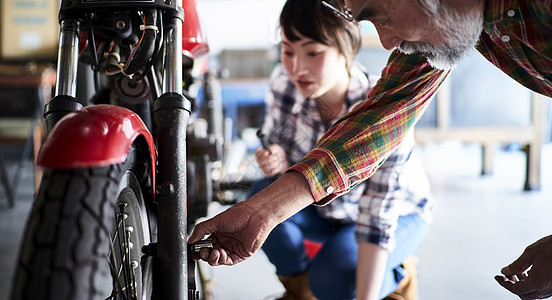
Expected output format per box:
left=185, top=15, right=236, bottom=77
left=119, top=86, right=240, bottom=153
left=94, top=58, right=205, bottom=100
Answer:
left=279, top=0, right=361, bottom=70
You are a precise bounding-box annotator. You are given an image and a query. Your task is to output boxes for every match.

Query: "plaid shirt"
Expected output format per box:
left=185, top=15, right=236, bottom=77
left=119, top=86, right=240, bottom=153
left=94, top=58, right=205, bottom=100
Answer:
left=289, top=0, right=552, bottom=205
left=263, top=63, right=433, bottom=250
left=477, top=0, right=552, bottom=96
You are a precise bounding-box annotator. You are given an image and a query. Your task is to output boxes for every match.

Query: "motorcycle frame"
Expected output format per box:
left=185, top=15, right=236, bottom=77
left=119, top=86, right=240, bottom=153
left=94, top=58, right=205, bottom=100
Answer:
left=38, top=0, right=200, bottom=298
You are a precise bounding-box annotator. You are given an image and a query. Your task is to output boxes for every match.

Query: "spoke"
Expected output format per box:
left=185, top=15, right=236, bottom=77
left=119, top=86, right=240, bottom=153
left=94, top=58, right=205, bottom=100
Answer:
left=108, top=211, right=133, bottom=300
left=117, top=202, right=138, bottom=300
left=108, top=197, right=142, bottom=300
left=116, top=206, right=130, bottom=299
left=107, top=244, right=128, bottom=300
left=111, top=221, right=121, bottom=244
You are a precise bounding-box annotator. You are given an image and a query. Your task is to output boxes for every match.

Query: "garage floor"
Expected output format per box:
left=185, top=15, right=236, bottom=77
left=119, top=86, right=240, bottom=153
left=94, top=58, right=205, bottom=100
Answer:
left=1, top=142, right=551, bottom=300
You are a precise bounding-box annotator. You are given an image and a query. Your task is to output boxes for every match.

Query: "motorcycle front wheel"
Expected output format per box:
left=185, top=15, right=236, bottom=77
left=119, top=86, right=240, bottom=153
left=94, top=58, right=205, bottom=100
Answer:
left=10, top=142, right=156, bottom=300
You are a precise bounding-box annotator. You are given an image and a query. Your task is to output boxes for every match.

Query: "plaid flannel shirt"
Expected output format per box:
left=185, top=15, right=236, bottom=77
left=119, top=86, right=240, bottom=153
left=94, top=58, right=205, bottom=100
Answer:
left=289, top=0, right=552, bottom=205
left=477, top=0, right=552, bottom=96
left=263, top=63, right=433, bottom=250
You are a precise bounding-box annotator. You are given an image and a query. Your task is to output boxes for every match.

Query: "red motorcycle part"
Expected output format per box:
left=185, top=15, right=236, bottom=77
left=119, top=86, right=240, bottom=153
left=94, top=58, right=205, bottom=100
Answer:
left=37, top=105, right=156, bottom=191
left=77, top=1, right=209, bottom=62
left=182, top=0, right=209, bottom=59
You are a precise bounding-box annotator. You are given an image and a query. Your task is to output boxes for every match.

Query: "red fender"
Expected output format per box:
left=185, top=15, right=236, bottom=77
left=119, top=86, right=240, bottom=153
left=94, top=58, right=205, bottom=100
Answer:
left=37, top=105, right=156, bottom=191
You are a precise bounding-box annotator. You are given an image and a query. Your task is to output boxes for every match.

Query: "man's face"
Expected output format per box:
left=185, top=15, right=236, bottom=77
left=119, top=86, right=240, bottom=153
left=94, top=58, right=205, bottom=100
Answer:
left=343, top=0, right=483, bottom=70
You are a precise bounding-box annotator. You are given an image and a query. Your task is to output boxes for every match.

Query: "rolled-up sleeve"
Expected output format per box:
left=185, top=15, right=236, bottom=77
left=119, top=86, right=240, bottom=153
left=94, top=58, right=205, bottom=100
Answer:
left=289, top=51, right=449, bottom=204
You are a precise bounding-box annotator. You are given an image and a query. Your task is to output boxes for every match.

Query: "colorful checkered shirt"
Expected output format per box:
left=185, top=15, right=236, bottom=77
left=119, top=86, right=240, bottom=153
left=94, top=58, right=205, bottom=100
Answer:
left=289, top=0, right=552, bottom=204
left=263, top=63, right=433, bottom=250
left=477, top=0, right=552, bottom=96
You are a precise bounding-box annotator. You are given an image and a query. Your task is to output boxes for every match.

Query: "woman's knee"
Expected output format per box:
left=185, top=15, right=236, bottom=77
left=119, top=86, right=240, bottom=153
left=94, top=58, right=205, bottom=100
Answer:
left=308, top=249, right=357, bottom=299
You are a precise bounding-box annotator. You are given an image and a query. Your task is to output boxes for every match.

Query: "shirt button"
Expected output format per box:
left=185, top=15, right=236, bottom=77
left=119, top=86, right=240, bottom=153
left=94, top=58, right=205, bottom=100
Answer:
left=501, top=35, right=511, bottom=42
left=326, top=186, right=334, bottom=194
left=507, top=10, right=515, bottom=17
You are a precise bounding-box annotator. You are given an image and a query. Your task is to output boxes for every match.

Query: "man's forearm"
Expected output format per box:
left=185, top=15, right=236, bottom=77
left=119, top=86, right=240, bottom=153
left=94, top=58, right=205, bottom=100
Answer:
left=246, top=170, right=315, bottom=228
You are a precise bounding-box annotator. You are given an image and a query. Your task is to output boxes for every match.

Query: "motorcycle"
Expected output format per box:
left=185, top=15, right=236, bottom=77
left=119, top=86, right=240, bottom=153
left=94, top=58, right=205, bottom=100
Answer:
left=9, top=0, right=222, bottom=299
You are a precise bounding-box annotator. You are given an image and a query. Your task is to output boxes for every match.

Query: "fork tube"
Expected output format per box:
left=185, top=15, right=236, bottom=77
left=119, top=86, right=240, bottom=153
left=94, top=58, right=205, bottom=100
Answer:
left=162, top=12, right=182, bottom=94
left=155, top=2, right=191, bottom=299
left=55, top=19, right=80, bottom=98
left=43, top=18, right=83, bottom=133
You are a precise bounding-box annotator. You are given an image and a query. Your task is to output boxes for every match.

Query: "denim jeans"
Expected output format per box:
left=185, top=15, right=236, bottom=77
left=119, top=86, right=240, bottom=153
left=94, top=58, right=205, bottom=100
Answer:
left=249, top=177, right=429, bottom=300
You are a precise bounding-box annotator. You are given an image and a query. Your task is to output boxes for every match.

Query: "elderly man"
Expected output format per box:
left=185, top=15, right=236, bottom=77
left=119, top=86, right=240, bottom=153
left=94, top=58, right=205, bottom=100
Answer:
left=190, top=0, right=552, bottom=299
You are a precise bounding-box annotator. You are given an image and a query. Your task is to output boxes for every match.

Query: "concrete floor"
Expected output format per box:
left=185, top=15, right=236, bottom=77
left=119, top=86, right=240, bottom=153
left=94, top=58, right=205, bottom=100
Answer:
left=1, top=141, right=551, bottom=300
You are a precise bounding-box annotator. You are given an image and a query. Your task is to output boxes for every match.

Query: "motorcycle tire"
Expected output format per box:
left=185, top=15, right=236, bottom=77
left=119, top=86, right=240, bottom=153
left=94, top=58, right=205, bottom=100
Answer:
left=10, top=142, right=156, bottom=300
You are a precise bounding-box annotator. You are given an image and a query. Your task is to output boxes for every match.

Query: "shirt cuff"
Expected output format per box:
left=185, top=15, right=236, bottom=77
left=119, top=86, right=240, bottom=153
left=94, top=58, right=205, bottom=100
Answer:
left=287, top=148, right=350, bottom=205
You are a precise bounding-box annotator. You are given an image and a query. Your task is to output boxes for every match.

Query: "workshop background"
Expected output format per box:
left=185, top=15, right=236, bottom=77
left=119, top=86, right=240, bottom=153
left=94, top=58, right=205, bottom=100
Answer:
left=1, top=0, right=552, bottom=299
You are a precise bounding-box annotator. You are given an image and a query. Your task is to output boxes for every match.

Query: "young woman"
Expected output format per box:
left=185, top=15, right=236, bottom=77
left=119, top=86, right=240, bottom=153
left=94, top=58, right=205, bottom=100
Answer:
left=250, top=0, right=434, bottom=299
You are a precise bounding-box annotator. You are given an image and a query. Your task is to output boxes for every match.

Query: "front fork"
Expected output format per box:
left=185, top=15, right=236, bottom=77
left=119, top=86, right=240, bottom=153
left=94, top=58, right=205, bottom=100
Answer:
left=44, top=19, right=83, bottom=131
left=45, top=2, right=196, bottom=299
left=153, top=6, right=194, bottom=299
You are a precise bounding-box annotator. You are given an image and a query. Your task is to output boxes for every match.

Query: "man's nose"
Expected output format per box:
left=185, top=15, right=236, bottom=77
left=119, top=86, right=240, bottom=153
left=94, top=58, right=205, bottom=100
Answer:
left=376, top=27, right=402, bottom=50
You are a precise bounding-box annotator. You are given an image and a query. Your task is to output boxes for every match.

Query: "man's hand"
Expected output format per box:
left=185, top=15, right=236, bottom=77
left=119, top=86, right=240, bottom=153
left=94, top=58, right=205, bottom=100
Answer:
left=188, top=200, right=273, bottom=266
left=495, top=234, right=552, bottom=299
left=188, top=171, right=315, bottom=266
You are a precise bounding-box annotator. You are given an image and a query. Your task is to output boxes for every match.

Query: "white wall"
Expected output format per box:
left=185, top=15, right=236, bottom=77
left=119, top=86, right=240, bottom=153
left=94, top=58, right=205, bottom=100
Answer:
left=197, top=0, right=287, bottom=55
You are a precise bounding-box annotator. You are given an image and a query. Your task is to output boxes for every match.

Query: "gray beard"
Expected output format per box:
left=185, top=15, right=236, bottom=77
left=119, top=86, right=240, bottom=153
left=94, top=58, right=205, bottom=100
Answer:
left=398, top=8, right=484, bottom=70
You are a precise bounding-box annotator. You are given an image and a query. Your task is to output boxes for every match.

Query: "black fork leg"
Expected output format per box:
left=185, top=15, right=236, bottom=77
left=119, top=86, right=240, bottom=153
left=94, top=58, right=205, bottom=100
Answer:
left=153, top=3, right=193, bottom=299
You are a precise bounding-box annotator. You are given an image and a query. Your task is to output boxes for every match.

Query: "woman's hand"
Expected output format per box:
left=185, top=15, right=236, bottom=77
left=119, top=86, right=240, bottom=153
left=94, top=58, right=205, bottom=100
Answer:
left=255, top=144, right=289, bottom=177
left=356, top=242, right=388, bottom=300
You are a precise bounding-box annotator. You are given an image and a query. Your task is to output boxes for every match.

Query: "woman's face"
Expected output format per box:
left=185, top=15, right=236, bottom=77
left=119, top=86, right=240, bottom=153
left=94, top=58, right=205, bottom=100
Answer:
left=280, top=30, right=348, bottom=99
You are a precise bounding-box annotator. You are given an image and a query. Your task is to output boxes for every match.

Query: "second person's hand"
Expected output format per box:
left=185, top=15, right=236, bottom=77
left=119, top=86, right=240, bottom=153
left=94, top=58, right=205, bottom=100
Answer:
left=255, top=144, right=289, bottom=177
left=495, top=234, right=552, bottom=299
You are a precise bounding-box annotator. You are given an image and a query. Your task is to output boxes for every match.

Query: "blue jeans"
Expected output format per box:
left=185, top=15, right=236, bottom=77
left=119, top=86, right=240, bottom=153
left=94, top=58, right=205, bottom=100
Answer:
left=249, top=177, right=429, bottom=300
